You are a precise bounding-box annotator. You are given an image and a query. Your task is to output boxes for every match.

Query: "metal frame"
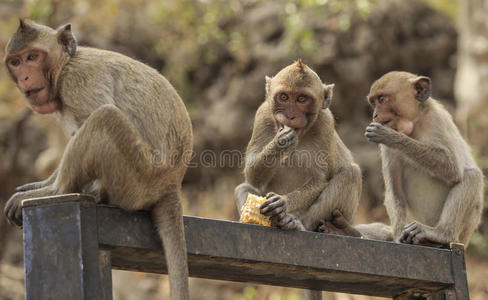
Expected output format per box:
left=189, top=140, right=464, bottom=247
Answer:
left=22, top=194, right=469, bottom=300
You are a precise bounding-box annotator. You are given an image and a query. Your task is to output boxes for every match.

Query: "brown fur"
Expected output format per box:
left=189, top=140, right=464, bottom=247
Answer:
left=235, top=60, right=361, bottom=232
left=4, top=20, right=192, bottom=299
left=235, top=61, right=361, bottom=300
left=356, top=71, right=483, bottom=247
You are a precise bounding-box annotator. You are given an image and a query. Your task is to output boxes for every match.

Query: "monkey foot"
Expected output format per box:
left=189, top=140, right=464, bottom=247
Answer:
left=400, top=221, right=449, bottom=248
left=317, top=209, right=362, bottom=237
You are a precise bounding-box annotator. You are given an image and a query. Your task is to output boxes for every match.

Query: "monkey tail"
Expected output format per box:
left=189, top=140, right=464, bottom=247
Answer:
left=152, top=190, right=190, bottom=300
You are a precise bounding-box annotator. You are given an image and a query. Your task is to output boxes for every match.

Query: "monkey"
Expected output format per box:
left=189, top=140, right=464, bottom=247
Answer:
left=319, top=71, right=484, bottom=248
left=3, top=20, right=192, bottom=299
left=234, top=59, right=362, bottom=300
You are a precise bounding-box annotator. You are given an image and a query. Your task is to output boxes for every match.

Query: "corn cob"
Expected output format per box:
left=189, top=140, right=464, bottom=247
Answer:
left=239, top=193, right=272, bottom=226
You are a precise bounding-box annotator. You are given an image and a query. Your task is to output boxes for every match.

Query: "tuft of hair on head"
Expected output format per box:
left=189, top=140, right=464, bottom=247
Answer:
left=295, top=58, right=306, bottom=74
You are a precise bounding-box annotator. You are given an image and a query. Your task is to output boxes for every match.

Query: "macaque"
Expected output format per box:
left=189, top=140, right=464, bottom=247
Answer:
left=235, top=59, right=362, bottom=300
left=235, top=59, right=361, bottom=233
left=321, top=71, right=484, bottom=248
left=4, top=20, right=192, bottom=299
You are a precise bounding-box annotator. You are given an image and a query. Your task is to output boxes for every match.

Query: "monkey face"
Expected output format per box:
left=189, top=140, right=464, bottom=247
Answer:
left=266, top=60, right=331, bottom=136
left=367, top=71, right=432, bottom=136
left=4, top=20, right=77, bottom=115
left=367, top=93, right=415, bottom=136
left=272, top=89, right=316, bottom=133
left=6, top=48, right=58, bottom=114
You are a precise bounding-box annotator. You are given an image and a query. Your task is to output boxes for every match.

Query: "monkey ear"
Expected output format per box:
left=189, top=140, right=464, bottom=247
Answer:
left=19, top=18, right=26, bottom=30
left=265, top=76, right=273, bottom=98
left=323, top=83, right=334, bottom=109
left=411, top=76, right=431, bottom=102
left=57, top=24, right=77, bottom=57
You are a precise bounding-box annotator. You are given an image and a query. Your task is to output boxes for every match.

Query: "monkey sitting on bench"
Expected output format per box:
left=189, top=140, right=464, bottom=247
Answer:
left=3, top=20, right=192, bottom=299
left=320, top=71, right=484, bottom=248
left=235, top=59, right=362, bottom=300
left=235, top=59, right=362, bottom=233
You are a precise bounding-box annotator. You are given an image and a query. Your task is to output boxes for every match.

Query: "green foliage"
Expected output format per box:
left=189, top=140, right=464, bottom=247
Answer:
left=279, top=0, right=378, bottom=56
left=420, top=0, right=458, bottom=21
left=26, top=0, right=53, bottom=22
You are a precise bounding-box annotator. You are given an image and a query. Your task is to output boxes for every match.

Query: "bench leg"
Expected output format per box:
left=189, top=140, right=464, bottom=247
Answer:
left=394, top=243, right=469, bottom=300
left=449, top=244, right=469, bottom=300
left=23, top=195, right=112, bottom=300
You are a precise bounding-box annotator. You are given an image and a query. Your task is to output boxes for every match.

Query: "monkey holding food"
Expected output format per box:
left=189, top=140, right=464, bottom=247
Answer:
left=4, top=20, right=192, bottom=299
left=320, top=71, right=484, bottom=248
left=235, top=59, right=362, bottom=233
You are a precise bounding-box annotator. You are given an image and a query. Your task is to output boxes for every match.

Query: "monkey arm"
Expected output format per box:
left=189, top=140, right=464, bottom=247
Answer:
left=371, top=124, right=461, bottom=185
left=411, top=168, right=484, bottom=245
left=286, top=162, right=361, bottom=215
left=244, top=142, right=280, bottom=188
left=381, top=147, right=408, bottom=240
left=390, top=137, right=460, bottom=185
left=400, top=168, right=482, bottom=246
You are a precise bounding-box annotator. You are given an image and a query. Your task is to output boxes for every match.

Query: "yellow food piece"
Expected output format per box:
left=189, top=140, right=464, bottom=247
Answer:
left=239, top=193, right=271, bottom=226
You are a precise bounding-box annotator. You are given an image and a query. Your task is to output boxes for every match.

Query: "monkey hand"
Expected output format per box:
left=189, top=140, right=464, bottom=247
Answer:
left=275, top=126, right=298, bottom=151
left=4, top=192, right=26, bottom=227
left=260, top=192, right=287, bottom=220
left=317, top=209, right=362, bottom=237
left=400, top=221, right=448, bottom=248
left=365, top=122, right=398, bottom=145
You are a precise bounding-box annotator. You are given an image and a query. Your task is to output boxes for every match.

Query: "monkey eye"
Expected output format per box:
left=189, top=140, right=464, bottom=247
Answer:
left=9, top=58, right=20, bottom=67
left=297, top=95, right=308, bottom=103
left=377, top=95, right=385, bottom=103
left=278, top=93, right=289, bottom=101
left=27, top=52, right=39, bottom=61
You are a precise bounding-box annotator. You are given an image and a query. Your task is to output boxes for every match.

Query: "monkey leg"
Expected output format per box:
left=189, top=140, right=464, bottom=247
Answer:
left=355, top=223, right=393, bottom=241
left=234, top=182, right=261, bottom=215
left=55, top=105, right=190, bottom=298
left=317, top=210, right=393, bottom=241
left=5, top=104, right=164, bottom=224
left=299, top=164, right=361, bottom=231
left=401, top=168, right=484, bottom=246
left=53, top=104, right=163, bottom=210
left=153, top=190, right=190, bottom=300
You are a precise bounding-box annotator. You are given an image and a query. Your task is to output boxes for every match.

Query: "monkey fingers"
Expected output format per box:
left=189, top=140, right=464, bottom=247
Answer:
left=260, top=193, right=286, bottom=216
left=277, top=214, right=296, bottom=229
left=400, top=222, right=422, bottom=244
left=4, top=192, right=24, bottom=227
left=16, top=181, right=47, bottom=192
left=317, top=221, right=337, bottom=234
left=276, top=129, right=297, bottom=149
left=269, top=212, right=286, bottom=225
left=365, top=122, right=390, bottom=143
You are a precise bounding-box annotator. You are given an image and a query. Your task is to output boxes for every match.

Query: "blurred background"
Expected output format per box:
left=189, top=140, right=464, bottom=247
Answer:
left=0, top=0, right=487, bottom=299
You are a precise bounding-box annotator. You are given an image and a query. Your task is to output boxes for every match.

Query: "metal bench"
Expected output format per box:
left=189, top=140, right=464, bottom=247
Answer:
left=21, top=194, right=468, bottom=299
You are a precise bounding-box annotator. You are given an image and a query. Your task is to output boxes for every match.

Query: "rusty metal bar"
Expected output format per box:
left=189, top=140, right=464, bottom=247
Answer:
left=22, top=194, right=469, bottom=299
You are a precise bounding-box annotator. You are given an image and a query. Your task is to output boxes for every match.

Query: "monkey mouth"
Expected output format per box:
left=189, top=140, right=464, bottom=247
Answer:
left=25, top=87, right=45, bottom=99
